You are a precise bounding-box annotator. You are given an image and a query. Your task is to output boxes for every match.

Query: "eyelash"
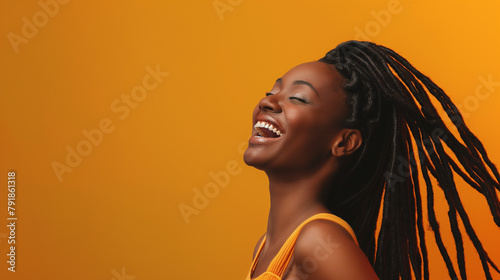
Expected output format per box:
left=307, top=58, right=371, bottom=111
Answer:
left=265, top=92, right=309, bottom=104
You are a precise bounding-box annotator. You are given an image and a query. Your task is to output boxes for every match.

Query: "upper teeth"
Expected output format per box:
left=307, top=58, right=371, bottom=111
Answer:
left=254, top=121, right=282, bottom=136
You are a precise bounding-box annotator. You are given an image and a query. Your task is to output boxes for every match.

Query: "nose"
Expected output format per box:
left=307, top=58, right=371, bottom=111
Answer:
left=258, top=94, right=282, bottom=113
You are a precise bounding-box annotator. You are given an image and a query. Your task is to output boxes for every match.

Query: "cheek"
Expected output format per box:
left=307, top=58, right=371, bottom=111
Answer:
left=286, top=109, right=327, bottom=139
left=286, top=108, right=340, bottom=146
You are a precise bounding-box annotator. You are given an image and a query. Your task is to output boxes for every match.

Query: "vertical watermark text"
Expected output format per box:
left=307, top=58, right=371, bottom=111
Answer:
left=6, top=171, right=17, bottom=272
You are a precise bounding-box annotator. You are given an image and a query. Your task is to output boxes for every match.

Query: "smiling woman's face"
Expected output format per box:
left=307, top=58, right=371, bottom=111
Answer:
left=243, top=61, right=351, bottom=174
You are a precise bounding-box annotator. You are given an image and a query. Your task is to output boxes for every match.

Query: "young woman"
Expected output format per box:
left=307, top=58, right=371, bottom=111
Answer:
left=243, top=40, right=500, bottom=280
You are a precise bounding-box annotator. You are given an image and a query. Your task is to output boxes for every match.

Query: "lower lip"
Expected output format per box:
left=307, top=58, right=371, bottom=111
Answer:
left=249, top=135, right=282, bottom=144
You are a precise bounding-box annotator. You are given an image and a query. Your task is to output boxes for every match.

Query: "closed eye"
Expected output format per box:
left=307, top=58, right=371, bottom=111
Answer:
left=289, top=96, right=309, bottom=103
left=265, top=92, right=310, bottom=104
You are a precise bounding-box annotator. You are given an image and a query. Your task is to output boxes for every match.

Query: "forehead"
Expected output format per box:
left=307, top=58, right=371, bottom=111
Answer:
left=277, top=61, right=346, bottom=97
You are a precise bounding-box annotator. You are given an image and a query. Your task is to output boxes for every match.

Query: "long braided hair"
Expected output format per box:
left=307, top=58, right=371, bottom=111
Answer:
left=318, top=40, right=500, bottom=280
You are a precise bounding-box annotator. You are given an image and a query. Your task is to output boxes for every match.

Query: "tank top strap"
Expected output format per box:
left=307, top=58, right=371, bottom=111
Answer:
left=266, top=213, right=358, bottom=278
left=247, top=235, right=267, bottom=279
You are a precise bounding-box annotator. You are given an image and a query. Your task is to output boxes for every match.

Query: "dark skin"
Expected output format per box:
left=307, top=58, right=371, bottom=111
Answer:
left=244, top=61, right=379, bottom=280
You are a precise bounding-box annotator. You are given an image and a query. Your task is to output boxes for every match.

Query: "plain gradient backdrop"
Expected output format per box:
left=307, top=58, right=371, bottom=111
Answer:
left=0, top=0, right=499, bottom=279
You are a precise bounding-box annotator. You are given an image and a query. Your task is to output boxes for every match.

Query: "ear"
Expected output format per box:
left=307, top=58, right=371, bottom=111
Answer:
left=331, top=129, right=362, bottom=157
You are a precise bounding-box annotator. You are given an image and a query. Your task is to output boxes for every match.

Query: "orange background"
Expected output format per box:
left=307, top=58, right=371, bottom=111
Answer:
left=0, top=0, right=499, bottom=279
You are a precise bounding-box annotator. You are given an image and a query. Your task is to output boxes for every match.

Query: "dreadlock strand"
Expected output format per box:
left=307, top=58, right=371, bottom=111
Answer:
left=419, top=143, right=459, bottom=279
left=406, top=120, right=430, bottom=280
left=405, top=126, right=424, bottom=280
left=445, top=154, right=482, bottom=192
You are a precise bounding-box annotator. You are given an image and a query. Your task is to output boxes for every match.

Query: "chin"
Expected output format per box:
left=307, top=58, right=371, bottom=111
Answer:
left=243, top=148, right=269, bottom=170
left=243, top=148, right=259, bottom=167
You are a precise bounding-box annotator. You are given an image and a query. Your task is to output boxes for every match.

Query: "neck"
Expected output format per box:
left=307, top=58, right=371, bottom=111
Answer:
left=264, top=164, right=338, bottom=245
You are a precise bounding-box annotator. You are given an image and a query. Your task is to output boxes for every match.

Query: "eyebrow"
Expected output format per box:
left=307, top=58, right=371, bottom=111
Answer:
left=275, top=78, right=319, bottom=96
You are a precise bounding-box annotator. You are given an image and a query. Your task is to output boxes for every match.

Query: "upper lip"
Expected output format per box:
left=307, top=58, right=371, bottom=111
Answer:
left=254, top=115, right=284, bottom=136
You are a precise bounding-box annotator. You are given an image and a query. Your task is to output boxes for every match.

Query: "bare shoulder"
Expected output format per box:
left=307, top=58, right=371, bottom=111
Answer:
left=292, top=219, right=379, bottom=280
left=252, top=233, right=266, bottom=260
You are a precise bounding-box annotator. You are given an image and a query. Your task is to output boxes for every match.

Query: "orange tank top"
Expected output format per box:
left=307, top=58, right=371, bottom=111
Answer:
left=244, top=213, right=358, bottom=280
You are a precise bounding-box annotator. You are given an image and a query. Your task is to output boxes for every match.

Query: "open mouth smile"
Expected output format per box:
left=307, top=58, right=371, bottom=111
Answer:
left=249, top=120, right=284, bottom=145
left=254, top=121, right=282, bottom=138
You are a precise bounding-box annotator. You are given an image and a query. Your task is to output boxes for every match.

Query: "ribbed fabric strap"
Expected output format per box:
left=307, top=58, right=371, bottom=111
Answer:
left=250, top=213, right=358, bottom=279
